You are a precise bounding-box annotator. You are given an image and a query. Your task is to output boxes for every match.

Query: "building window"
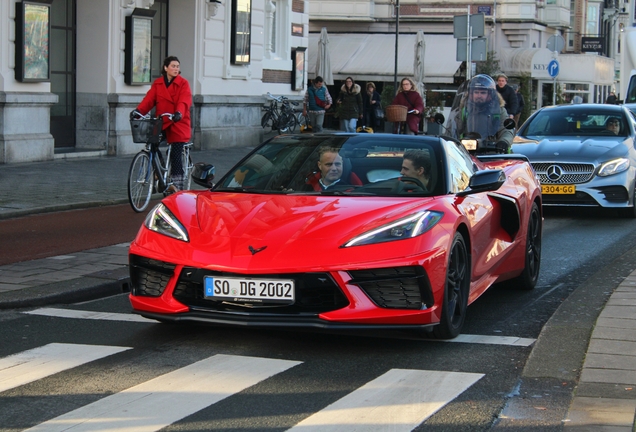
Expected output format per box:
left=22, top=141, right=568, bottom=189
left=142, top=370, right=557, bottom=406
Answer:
left=231, top=0, right=252, bottom=64
left=265, top=0, right=290, bottom=61
left=586, top=4, right=599, bottom=36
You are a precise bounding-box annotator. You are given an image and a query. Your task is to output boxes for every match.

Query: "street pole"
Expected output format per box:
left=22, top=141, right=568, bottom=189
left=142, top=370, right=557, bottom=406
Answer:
left=394, top=0, right=400, bottom=94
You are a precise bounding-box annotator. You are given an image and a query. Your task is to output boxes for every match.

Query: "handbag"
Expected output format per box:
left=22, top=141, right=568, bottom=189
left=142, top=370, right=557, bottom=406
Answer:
left=374, top=103, right=384, bottom=120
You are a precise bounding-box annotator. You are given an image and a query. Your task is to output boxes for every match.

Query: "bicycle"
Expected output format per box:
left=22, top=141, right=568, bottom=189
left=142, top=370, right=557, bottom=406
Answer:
left=127, top=111, right=194, bottom=213
left=261, top=92, right=299, bottom=134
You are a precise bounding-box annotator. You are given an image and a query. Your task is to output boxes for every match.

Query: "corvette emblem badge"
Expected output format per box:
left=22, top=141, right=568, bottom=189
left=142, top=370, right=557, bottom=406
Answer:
left=249, top=245, right=267, bottom=255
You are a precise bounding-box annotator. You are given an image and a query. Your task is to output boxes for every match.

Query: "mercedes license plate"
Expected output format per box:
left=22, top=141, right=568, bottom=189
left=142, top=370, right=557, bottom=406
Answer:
left=204, top=276, right=295, bottom=304
left=541, top=184, right=575, bottom=194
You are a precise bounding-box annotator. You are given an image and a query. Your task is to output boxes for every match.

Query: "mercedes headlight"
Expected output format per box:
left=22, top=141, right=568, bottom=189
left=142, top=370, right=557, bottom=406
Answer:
left=144, top=203, right=189, bottom=242
left=343, top=211, right=443, bottom=247
left=598, top=158, right=630, bottom=177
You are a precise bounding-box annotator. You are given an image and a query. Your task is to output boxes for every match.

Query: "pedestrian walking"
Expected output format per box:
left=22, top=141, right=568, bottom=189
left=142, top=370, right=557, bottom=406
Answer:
left=303, top=76, right=333, bottom=133
left=495, top=73, right=518, bottom=119
left=363, top=82, right=382, bottom=128
left=336, top=77, right=363, bottom=132
left=606, top=91, right=618, bottom=104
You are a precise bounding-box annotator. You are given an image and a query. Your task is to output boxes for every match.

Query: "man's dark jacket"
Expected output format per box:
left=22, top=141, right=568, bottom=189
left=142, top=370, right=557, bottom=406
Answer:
left=496, top=85, right=519, bottom=117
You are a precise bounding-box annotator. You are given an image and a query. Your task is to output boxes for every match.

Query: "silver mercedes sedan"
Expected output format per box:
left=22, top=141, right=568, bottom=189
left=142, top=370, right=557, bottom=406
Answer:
left=512, top=103, right=636, bottom=217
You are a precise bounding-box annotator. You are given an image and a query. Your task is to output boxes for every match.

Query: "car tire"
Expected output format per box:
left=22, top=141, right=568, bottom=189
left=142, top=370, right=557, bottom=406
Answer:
left=431, top=232, right=470, bottom=340
left=510, top=202, right=542, bottom=290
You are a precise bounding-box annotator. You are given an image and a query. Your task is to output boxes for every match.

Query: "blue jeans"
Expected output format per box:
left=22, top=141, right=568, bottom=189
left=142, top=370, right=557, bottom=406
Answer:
left=340, top=118, right=357, bottom=132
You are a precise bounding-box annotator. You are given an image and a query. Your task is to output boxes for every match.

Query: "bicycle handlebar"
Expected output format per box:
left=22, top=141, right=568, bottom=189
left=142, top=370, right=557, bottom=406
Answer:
left=131, top=111, right=174, bottom=121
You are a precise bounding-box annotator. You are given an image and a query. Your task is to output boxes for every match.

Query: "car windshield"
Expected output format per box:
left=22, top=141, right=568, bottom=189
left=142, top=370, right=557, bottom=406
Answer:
left=213, top=135, right=444, bottom=197
left=522, top=109, right=628, bottom=138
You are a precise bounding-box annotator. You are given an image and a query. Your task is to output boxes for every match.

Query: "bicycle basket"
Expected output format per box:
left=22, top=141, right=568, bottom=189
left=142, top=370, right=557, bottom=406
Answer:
left=130, top=118, right=163, bottom=143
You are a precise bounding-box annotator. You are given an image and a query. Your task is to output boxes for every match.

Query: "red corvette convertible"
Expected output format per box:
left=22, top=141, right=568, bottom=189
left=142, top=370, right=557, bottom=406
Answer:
left=129, top=133, right=542, bottom=339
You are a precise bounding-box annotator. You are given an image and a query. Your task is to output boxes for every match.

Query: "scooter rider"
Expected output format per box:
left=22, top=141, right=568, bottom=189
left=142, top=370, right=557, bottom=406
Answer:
left=448, top=74, right=515, bottom=153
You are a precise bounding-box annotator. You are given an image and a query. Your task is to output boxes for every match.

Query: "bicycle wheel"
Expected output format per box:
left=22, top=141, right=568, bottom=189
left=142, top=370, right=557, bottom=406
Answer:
left=261, top=111, right=274, bottom=133
left=128, top=151, right=154, bottom=212
left=277, top=112, right=296, bottom=134
left=286, top=113, right=299, bottom=133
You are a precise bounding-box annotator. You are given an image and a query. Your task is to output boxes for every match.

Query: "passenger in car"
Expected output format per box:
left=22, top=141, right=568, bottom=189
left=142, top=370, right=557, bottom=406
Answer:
left=605, top=117, right=621, bottom=135
left=401, top=149, right=431, bottom=189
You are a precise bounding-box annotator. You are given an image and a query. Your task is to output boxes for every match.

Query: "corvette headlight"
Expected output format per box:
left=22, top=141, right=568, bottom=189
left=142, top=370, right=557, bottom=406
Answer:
left=343, top=211, right=443, bottom=248
left=144, top=203, right=189, bottom=242
left=598, top=158, right=630, bottom=177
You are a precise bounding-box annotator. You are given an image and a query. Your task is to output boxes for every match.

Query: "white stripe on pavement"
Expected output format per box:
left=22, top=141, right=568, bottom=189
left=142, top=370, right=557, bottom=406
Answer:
left=24, top=308, right=536, bottom=346
left=287, top=369, right=484, bottom=432
left=26, top=354, right=301, bottom=432
left=0, top=343, right=130, bottom=393
left=25, top=307, right=155, bottom=323
left=446, top=334, right=536, bottom=347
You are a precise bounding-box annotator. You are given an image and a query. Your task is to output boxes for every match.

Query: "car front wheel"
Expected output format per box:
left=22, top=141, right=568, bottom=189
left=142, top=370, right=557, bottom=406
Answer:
left=431, top=232, right=470, bottom=340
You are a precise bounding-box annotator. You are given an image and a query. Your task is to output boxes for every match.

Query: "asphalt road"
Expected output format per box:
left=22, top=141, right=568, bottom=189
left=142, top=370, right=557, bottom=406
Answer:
left=2, top=207, right=636, bottom=430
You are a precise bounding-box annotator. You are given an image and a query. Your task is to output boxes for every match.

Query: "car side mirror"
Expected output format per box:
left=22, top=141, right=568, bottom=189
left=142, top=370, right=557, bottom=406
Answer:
left=457, top=169, right=505, bottom=197
left=192, top=163, right=215, bottom=188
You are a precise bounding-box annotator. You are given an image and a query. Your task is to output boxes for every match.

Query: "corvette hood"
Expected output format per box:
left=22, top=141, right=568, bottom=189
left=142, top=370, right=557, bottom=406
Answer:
left=194, top=193, right=435, bottom=243
left=512, top=137, right=630, bottom=163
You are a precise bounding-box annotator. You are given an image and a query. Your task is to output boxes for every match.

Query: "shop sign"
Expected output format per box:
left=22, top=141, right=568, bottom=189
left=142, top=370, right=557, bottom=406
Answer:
left=581, top=37, right=604, bottom=53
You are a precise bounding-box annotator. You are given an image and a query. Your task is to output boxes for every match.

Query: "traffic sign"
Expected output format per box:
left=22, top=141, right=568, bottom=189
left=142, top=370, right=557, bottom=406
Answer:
left=548, top=60, right=560, bottom=78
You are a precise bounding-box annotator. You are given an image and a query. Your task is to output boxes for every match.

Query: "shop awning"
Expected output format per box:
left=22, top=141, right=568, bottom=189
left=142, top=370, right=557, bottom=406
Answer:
left=499, top=48, right=615, bottom=84
left=307, top=33, right=461, bottom=83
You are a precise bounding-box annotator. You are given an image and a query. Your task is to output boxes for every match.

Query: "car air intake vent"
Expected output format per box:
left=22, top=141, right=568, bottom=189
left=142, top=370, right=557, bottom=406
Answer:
left=173, top=269, right=349, bottom=314
left=129, top=255, right=176, bottom=297
left=531, top=163, right=595, bottom=184
left=597, top=186, right=629, bottom=203
left=348, top=266, right=433, bottom=310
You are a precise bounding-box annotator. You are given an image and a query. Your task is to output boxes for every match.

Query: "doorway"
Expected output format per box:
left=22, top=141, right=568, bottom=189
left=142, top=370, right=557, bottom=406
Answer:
left=50, top=0, right=76, bottom=149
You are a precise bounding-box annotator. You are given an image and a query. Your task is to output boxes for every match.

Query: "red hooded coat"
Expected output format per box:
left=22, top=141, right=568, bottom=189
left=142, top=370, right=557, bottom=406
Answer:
left=137, top=74, right=192, bottom=143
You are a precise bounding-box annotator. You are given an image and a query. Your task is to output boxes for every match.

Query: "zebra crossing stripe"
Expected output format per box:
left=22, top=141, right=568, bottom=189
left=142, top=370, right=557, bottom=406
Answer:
left=23, top=308, right=537, bottom=347
left=287, top=369, right=484, bottom=432
left=0, top=343, right=130, bottom=393
left=25, top=307, right=155, bottom=323
left=26, top=354, right=301, bottom=432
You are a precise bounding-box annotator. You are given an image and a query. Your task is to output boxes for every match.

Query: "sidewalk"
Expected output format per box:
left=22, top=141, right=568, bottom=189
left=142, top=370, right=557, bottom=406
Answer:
left=0, top=144, right=635, bottom=430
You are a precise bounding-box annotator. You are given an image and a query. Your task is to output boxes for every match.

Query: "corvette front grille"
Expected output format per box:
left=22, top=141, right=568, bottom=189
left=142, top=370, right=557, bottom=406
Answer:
left=348, top=266, right=433, bottom=310
left=173, top=268, right=349, bottom=314
left=129, top=255, right=176, bottom=297
left=531, top=162, right=595, bottom=184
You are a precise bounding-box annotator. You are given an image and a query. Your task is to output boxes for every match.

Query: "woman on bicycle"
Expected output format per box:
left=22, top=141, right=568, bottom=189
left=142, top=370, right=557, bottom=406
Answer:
left=133, top=55, right=192, bottom=192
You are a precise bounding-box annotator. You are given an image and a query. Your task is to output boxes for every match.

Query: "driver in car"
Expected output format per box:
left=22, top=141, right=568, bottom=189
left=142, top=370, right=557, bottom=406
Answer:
left=449, top=74, right=515, bottom=153
left=605, top=117, right=621, bottom=135
left=305, top=147, right=363, bottom=191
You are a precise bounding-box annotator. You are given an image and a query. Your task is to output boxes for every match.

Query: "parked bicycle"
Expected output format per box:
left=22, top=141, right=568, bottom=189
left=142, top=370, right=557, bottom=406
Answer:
left=127, top=111, right=193, bottom=213
left=261, top=92, right=299, bottom=134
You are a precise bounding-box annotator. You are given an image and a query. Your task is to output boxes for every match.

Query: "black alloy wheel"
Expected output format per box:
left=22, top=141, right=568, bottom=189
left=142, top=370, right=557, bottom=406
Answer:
left=432, top=232, right=470, bottom=339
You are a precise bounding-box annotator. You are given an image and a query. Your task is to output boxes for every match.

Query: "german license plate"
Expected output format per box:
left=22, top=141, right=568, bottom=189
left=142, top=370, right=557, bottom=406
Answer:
left=204, top=276, right=295, bottom=304
left=542, top=184, right=576, bottom=194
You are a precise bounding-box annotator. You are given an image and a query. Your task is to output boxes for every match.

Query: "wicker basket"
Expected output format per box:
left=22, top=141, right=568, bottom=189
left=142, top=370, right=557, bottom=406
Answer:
left=130, top=118, right=163, bottom=144
left=385, top=105, right=408, bottom=122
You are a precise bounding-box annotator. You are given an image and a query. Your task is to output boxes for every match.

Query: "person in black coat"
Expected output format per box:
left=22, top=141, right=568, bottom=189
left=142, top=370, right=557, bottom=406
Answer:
left=362, top=82, right=382, bottom=128
left=495, top=73, right=518, bottom=119
left=606, top=91, right=618, bottom=104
